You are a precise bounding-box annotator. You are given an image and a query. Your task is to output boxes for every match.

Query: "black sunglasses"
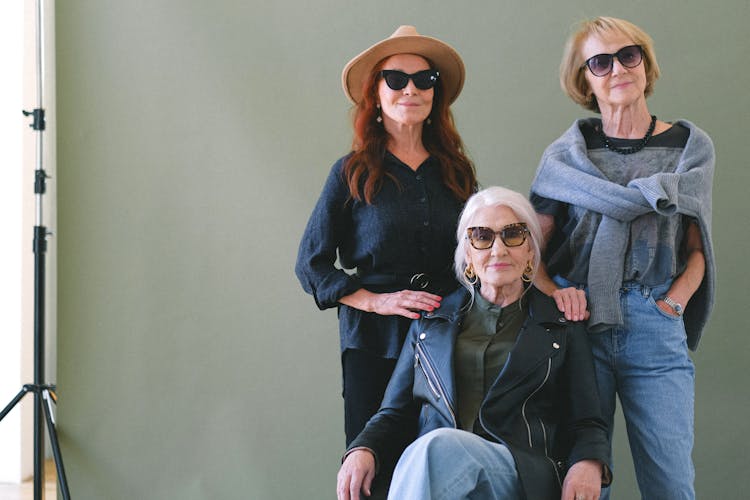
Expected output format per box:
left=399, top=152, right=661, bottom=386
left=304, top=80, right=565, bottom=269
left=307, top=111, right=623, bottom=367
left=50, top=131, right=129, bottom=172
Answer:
left=581, top=45, right=643, bottom=77
left=380, top=69, right=439, bottom=91
left=467, top=223, right=529, bottom=250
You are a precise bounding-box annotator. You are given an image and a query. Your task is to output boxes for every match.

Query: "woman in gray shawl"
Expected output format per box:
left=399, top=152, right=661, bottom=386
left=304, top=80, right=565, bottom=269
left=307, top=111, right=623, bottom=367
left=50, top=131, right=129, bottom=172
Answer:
left=530, top=16, right=714, bottom=500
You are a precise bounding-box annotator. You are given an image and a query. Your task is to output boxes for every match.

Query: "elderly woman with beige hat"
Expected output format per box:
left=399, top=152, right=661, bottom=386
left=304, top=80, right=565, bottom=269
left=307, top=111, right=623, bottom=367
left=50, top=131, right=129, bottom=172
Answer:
left=295, top=25, right=476, bottom=457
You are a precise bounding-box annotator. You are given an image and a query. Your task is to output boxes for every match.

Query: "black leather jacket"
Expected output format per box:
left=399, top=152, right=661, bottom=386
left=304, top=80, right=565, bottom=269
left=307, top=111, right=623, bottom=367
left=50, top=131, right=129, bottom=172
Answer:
left=348, top=286, right=611, bottom=499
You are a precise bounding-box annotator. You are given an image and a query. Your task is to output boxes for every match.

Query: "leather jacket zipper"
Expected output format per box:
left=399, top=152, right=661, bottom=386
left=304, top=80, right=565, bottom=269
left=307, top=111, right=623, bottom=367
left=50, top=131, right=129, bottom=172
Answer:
left=476, top=356, right=562, bottom=486
left=548, top=456, right=563, bottom=487
left=506, top=358, right=561, bottom=487
left=415, top=342, right=456, bottom=427
left=521, top=358, right=551, bottom=447
left=414, top=351, right=441, bottom=400
left=520, top=358, right=562, bottom=486
left=538, top=416, right=563, bottom=486
left=540, top=417, right=550, bottom=456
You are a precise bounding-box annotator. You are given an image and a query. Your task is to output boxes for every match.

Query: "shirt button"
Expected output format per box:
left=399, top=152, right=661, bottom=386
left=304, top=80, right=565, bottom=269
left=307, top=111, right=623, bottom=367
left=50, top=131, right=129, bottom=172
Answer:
left=553, top=342, right=560, bottom=349
left=416, top=175, right=422, bottom=181
left=423, top=221, right=429, bottom=226
left=420, top=197, right=427, bottom=203
left=419, top=333, right=427, bottom=340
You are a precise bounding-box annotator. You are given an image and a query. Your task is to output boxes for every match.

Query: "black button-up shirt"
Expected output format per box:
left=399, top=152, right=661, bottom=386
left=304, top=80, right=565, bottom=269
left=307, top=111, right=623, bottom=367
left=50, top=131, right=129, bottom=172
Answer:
left=296, top=152, right=464, bottom=357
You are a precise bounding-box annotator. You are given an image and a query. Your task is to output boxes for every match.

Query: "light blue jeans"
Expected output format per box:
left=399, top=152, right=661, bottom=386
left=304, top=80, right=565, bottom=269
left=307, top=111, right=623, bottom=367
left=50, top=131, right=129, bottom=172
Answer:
left=557, top=277, right=695, bottom=500
left=387, top=428, right=522, bottom=500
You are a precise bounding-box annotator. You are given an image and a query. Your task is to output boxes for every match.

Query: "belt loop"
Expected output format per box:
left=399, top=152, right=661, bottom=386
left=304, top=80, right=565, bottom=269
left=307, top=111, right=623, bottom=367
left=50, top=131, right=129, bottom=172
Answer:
left=641, top=285, right=650, bottom=298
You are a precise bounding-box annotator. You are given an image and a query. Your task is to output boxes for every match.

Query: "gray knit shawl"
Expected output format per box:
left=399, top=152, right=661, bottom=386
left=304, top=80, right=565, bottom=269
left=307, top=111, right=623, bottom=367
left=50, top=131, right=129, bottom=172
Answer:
left=531, top=119, right=715, bottom=350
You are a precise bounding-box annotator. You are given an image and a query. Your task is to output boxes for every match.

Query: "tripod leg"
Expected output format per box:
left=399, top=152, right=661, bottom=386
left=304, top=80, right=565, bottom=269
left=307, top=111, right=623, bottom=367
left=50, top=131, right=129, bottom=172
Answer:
left=42, top=390, right=71, bottom=500
left=0, top=386, right=31, bottom=422
left=34, top=391, right=44, bottom=500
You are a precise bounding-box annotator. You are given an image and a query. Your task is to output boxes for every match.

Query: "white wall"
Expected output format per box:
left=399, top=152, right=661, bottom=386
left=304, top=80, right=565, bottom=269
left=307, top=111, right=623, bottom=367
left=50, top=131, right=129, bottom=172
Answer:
left=0, top=0, right=27, bottom=482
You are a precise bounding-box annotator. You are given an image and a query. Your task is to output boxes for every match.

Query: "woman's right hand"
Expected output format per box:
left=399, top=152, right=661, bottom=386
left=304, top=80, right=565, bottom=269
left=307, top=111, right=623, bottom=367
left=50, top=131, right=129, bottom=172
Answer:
left=551, top=287, right=589, bottom=322
left=340, top=289, right=442, bottom=319
left=370, top=290, right=442, bottom=319
left=337, top=449, right=376, bottom=500
left=535, top=214, right=589, bottom=322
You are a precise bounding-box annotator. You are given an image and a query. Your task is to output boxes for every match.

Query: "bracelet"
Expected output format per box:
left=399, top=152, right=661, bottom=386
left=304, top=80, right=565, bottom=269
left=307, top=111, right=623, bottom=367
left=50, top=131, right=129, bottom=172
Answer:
left=662, top=296, right=683, bottom=316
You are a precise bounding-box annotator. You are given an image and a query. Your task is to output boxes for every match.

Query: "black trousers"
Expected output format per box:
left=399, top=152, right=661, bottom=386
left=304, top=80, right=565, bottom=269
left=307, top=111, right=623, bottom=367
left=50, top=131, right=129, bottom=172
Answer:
left=341, top=348, right=398, bottom=500
left=341, top=348, right=397, bottom=446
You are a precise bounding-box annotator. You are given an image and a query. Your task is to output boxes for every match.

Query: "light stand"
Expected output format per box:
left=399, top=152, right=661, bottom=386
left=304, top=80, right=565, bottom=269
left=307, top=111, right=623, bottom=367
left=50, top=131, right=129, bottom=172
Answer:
left=0, top=1, right=71, bottom=498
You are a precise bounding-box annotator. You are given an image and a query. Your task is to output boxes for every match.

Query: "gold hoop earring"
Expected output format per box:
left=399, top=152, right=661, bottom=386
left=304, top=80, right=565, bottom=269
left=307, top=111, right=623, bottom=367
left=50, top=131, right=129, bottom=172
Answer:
left=521, top=261, right=534, bottom=283
left=464, top=264, right=478, bottom=285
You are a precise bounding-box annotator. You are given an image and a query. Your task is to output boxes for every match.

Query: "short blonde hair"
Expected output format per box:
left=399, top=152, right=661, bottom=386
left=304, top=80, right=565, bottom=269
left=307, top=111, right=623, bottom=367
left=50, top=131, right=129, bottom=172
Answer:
left=560, top=17, right=661, bottom=112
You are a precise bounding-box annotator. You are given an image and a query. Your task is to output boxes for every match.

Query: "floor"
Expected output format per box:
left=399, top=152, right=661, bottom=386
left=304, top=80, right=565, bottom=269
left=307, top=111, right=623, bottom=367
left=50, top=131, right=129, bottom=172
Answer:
left=0, top=460, right=56, bottom=500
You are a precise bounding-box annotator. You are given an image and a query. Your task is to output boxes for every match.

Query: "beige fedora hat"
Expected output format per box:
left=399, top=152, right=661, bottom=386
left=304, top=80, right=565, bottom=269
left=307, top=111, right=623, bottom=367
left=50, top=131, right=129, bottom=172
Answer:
left=342, top=25, right=465, bottom=105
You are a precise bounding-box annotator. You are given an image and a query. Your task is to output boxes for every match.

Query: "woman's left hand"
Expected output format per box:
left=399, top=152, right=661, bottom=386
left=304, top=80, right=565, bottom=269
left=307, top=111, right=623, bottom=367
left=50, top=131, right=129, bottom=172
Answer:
left=560, top=459, right=602, bottom=500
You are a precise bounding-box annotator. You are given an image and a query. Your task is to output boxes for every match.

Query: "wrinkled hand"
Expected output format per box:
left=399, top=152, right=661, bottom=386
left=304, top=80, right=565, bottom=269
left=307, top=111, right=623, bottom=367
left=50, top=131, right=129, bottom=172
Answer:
left=551, top=287, right=589, bottom=322
left=561, top=459, right=602, bottom=500
left=337, top=449, right=376, bottom=500
left=371, top=290, right=442, bottom=319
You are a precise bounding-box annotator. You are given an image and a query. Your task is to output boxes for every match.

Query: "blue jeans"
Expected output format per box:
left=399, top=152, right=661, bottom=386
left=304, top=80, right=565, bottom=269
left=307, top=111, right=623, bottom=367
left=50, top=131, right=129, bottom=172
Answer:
left=387, top=428, right=522, bottom=500
left=556, top=277, right=695, bottom=500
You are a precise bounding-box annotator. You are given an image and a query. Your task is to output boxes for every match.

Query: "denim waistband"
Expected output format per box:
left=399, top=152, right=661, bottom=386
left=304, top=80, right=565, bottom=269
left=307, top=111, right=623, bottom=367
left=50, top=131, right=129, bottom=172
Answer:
left=554, top=276, right=674, bottom=296
left=619, top=280, right=673, bottom=297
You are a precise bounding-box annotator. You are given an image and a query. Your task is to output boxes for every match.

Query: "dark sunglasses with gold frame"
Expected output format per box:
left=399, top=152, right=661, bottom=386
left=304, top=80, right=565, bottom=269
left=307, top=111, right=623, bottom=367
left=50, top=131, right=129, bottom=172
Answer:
left=467, top=223, right=529, bottom=250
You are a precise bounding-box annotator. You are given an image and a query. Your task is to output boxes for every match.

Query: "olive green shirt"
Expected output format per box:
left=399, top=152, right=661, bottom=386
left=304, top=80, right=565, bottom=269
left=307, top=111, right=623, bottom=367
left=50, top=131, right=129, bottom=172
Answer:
left=455, top=292, right=527, bottom=433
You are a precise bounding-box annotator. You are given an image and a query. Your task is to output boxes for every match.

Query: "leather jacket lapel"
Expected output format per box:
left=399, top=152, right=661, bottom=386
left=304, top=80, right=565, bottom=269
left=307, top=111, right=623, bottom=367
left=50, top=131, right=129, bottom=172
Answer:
left=484, top=295, right=568, bottom=400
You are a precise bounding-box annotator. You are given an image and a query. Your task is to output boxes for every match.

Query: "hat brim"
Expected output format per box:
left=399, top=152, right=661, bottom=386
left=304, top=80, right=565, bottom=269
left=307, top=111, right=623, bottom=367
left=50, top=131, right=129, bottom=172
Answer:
left=342, top=33, right=465, bottom=105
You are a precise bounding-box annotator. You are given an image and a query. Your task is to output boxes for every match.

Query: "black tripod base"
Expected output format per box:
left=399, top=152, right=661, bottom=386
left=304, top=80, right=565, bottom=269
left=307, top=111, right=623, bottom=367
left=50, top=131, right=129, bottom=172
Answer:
left=0, top=384, right=71, bottom=500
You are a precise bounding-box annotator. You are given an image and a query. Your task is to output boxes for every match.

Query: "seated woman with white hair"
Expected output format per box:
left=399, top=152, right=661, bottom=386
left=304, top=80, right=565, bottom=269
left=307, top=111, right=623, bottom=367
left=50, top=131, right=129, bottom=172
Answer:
left=337, top=186, right=612, bottom=500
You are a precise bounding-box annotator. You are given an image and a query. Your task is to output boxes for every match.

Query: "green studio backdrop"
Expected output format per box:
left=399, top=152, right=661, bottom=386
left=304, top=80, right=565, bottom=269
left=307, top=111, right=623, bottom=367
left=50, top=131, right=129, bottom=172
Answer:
left=55, top=1, right=748, bottom=498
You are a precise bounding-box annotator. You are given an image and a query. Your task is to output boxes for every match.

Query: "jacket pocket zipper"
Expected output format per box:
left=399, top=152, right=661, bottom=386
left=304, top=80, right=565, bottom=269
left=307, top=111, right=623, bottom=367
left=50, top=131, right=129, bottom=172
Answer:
left=521, top=359, right=562, bottom=486
left=521, top=358, right=552, bottom=448
left=415, top=343, right=456, bottom=427
left=547, top=456, right=563, bottom=487
left=414, top=352, right=441, bottom=400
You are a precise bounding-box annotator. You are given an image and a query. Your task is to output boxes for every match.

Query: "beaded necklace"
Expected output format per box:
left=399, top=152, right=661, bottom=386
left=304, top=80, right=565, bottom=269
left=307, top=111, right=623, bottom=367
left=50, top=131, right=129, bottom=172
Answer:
left=599, top=115, right=657, bottom=155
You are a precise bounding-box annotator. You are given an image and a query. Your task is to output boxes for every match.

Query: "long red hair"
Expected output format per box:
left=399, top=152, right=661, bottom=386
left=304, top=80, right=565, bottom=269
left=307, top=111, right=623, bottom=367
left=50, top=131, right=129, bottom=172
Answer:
left=342, top=60, right=476, bottom=204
